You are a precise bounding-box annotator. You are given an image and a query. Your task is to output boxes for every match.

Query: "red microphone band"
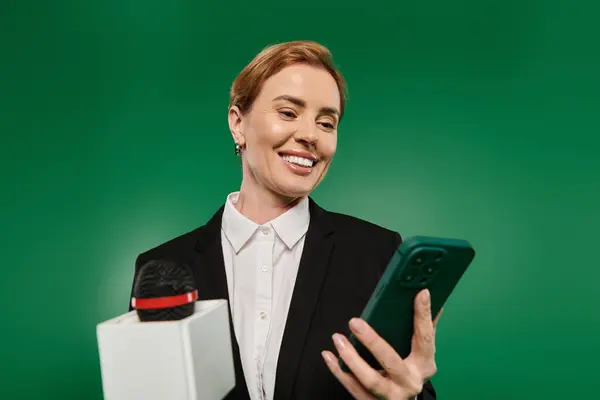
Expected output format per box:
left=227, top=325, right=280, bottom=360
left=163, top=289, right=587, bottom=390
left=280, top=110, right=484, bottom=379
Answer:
left=131, top=289, right=199, bottom=310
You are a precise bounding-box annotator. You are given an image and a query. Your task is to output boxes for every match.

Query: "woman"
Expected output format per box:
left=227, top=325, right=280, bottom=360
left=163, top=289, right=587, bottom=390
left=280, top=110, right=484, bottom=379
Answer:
left=130, top=41, right=438, bottom=400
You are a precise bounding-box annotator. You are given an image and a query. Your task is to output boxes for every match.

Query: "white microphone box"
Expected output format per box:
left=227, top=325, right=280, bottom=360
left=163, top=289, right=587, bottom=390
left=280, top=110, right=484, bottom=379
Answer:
left=97, top=299, right=235, bottom=400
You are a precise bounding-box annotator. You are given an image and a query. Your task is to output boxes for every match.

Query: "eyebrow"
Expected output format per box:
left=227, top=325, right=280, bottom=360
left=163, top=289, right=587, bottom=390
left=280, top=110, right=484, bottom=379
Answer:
left=272, top=95, right=340, bottom=118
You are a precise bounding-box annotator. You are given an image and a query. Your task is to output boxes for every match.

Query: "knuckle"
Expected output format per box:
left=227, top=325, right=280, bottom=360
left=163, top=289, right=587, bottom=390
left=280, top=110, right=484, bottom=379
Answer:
left=425, top=362, right=438, bottom=378
left=362, top=376, right=379, bottom=391
left=389, top=386, right=406, bottom=400
left=379, top=356, right=394, bottom=371
left=420, top=331, right=434, bottom=345
left=408, top=379, right=424, bottom=396
left=381, top=360, right=402, bottom=377
left=363, top=374, right=385, bottom=394
left=417, top=360, right=437, bottom=381
left=422, top=304, right=432, bottom=318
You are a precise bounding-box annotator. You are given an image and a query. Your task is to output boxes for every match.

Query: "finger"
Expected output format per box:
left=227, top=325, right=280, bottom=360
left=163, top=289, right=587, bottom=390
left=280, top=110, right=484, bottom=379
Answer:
left=321, top=350, right=379, bottom=400
left=411, top=289, right=436, bottom=364
left=348, top=318, right=411, bottom=384
left=331, top=333, right=391, bottom=398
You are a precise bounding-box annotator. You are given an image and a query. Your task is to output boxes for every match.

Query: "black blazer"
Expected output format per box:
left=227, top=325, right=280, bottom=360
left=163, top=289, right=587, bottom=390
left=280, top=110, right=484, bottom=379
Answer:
left=129, top=198, right=436, bottom=400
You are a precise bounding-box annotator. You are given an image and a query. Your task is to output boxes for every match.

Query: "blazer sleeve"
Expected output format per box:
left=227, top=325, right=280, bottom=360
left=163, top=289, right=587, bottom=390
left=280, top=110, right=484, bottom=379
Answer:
left=419, top=381, right=436, bottom=399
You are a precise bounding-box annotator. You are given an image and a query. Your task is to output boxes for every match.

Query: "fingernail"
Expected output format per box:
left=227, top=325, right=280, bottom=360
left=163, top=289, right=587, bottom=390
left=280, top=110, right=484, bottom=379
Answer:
left=422, top=289, right=431, bottom=306
left=333, top=333, right=346, bottom=350
left=321, top=351, right=333, bottom=363
left=349, top=318, right=366, bottom=334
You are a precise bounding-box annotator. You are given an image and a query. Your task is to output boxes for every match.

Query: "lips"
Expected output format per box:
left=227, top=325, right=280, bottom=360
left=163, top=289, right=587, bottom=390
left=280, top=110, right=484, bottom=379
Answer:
left=277, top=150, right=318, bottom=176
left=280, top=154, right=316, bottom=167
left=278, top=150, right=318, bottom=168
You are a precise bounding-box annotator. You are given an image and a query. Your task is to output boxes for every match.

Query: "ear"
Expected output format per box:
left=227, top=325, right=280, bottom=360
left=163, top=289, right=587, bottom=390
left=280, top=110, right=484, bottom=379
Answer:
left=228, top=106, right=246, bottom=147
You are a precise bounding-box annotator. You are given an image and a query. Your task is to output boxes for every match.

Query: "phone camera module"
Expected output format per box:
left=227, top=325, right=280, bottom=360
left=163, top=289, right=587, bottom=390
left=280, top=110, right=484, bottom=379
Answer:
left=423, top=263, right=439, bottom=275
left=412, top=254, right=426, bottom=266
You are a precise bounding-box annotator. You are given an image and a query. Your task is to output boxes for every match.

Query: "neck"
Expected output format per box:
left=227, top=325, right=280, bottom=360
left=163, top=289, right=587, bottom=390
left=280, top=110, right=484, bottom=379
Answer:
left=235, top=179, right=303, bottom=225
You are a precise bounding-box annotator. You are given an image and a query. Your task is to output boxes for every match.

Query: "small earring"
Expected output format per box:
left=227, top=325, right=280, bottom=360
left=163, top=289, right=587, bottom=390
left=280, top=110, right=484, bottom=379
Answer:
left=234, top=143, right=243, bottom=156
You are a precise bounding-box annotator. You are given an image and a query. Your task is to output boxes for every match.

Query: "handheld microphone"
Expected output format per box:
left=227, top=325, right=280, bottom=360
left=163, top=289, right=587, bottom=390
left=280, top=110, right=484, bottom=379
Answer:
left=96, top=259, right=235, bottom=400
left=132, top=259, right=197, bottom=322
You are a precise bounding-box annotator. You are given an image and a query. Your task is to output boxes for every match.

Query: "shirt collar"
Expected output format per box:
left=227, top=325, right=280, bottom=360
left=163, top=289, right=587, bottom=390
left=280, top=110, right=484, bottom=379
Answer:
left=221, top=192, right=310, bottom=253
left=270, top=195, right=310, bottom=249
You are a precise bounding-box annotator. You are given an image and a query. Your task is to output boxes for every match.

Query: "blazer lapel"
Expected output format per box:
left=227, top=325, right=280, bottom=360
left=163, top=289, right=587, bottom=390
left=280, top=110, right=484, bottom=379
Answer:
left=193, top=206, right=228, bottom=301
left=273, top=198, right=336, bottom=400
left=193, top=206, right=251, bottom=400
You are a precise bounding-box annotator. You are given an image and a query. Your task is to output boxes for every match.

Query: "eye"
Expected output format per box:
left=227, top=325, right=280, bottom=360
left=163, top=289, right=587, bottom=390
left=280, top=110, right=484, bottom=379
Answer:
left=278, top=109, right=297, bottom=119
left=318, top=121, right=336, bottom=131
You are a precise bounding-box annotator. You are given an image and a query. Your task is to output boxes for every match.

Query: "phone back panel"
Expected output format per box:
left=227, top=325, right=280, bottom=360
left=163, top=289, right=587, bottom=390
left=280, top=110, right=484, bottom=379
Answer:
left=345, top=236, right=475, bottom=371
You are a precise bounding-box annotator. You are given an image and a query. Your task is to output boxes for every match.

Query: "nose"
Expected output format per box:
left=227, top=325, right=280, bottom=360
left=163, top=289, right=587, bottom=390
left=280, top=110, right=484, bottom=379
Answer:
left=294, top=122, right=318, bottom=147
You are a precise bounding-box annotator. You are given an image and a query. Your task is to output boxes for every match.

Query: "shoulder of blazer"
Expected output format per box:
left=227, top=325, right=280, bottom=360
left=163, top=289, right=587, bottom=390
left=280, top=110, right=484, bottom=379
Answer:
left=133, top=205, right=225, bottom=270
left=127, top=206, right=226, bottom=312
left=308, top=198, right=403, bottom=274
left=313, top=199, right=402, bottom=245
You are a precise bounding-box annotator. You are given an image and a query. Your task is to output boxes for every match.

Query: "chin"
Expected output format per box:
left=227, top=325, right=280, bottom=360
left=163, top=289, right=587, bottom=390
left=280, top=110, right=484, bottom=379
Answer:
left=274, top=185, right=313, bottom=199
left=273, top=177, right=318, bottom=199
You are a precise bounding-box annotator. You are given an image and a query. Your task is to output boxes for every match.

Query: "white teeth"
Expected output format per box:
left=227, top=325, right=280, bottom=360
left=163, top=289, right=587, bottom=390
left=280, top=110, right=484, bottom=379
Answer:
left=281, top=155, right=315, bottom=167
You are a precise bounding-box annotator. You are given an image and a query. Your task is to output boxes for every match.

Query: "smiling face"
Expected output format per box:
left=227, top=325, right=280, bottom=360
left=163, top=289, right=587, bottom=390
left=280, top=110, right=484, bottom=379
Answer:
left=228, top=63, right=341, bottom=201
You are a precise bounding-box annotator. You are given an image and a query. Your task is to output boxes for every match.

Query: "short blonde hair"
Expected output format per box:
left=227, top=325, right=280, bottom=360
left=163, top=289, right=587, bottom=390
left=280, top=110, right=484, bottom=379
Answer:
left=229, top=40, right=347, bottom=119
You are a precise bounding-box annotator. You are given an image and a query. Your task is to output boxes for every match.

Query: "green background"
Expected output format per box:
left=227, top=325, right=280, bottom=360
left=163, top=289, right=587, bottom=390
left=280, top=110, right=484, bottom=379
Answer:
left=1, top=1, right=598, bottom=399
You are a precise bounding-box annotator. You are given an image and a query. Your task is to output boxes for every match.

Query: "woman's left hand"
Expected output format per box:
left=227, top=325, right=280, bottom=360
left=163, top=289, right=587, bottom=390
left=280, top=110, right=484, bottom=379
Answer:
left=322, top=289, right=441, bottom=400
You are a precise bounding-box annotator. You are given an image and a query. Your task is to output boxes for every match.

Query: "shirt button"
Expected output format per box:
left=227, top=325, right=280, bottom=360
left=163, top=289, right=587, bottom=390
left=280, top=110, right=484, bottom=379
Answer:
left=261, top=226, right=269, bottom=235
left=260, top=312, right=267, bottom=320
left=261, top=265, right=268, bottom=272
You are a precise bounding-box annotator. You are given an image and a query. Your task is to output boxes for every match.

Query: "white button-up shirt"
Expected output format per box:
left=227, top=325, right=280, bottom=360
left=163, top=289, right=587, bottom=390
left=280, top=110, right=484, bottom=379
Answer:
left=221, top=192, right=310, bottom=400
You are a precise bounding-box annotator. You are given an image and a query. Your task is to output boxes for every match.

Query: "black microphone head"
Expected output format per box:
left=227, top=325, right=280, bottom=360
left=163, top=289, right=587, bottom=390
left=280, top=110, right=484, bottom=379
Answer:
left=133, top=260, right=197, bottom=322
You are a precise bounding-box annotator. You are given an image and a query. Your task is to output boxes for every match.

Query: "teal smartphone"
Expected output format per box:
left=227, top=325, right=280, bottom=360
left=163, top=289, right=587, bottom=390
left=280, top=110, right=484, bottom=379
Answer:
left=339, top=236, right=475, bottom=373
